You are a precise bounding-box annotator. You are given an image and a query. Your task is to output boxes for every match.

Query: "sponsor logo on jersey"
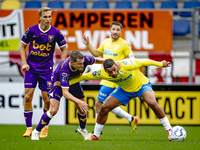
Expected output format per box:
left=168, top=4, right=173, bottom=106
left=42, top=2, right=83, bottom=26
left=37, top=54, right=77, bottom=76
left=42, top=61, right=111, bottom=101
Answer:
left=48, top=35, right=54, bottom=42
left=104, top=49, right=117, bottom=56
left=114, top=44, right=120, bottom=50
left=122, top=61, right=127, bottom=65
left=99, top=92, right=107, bottom=97
left=30, top=50, right=50, bottom=57
left=62, top=76, right=66, bottom=83
left=110, top=74, right=132, bottom=83
left=92, top=70, right=101, bottom=76
left=62, top=73, right=68, bottom=77
left=119, top=70, right=125, bottom=75
left=92, top=71, right=97, bottom=76
left=32, top=40, right=52, bottom=51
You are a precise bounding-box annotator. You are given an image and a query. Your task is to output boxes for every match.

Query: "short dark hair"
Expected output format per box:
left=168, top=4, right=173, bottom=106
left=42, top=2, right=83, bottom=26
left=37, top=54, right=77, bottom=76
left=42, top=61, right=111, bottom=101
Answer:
left=103, top=59, right=115, bottom=70
left=110, top=21, right=123, bottom=29
left=70, top=50, right=84, bottom=62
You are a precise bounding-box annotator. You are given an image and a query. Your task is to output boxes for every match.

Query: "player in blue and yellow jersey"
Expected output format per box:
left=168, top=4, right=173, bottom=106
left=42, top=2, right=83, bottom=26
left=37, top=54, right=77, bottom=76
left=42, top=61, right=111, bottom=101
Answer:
left=69, top=58, right=172, bottom=141
left=82, top=21, right=137, bottom=134
left=31, top=50, right=105, bottom=140
left=20, top=7, right=67, bottom=138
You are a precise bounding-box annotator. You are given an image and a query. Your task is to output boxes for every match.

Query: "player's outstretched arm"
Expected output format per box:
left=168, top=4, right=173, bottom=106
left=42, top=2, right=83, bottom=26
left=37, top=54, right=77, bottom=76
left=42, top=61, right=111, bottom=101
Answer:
left=82, top=35, right=102, bottom=57
left=69, top=76, right=86, bottom=85
left=161, top=60, right=171, bottom=68
left=69, top=69, right=104, bottom=85
left=62, top=88, right=89, bottom=113
left=134, top=59, right=170, bottom=68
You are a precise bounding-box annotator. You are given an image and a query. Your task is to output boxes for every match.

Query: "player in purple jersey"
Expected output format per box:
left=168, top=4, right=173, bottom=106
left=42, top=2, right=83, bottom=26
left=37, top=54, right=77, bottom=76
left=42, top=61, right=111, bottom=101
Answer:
left=20, top=7, right=67, bottom=138
left=31, top=50, right=105, bottom=140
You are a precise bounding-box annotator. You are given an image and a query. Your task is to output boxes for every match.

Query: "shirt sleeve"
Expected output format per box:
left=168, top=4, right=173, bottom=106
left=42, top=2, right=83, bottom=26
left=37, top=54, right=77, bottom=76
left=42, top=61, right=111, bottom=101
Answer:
left=121, top=58, right=163, bottom=70
left=123, top=42, right=133, bottom=57
left=134, top=59, right=163, bottom=68
left=84, top=56, right=96, bottom=65
left=21, top=28, right=33, bottom=45
left=97, top=41, right=105, bottom=54
left=56, top=30, right=66, bottom=48
left=69, top=69, right=104, bottom=85
left=60, top=68, right=70, bottom=88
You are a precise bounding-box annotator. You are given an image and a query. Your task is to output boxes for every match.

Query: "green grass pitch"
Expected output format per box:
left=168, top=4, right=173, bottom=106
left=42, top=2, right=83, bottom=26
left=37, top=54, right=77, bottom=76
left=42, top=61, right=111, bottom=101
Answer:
left=0, top=125, right=199, bottom=150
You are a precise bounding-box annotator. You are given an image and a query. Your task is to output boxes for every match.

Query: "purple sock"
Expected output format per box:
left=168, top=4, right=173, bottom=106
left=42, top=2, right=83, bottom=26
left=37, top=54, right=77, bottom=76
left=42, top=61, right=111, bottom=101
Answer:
left=77, top=112, right=87, bottom=129
left=36, top=113, right=51, bottom=132
left=24, top=111, right=33, bottom=128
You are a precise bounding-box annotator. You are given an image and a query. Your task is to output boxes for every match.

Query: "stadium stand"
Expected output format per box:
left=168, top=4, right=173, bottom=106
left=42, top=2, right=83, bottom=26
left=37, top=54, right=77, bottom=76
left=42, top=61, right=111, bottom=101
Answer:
left=0, top=0, right=198, bottom=51
left=69, top=0, right=87, bottom=9
left=92, top=0, right=109, bottom=9
left=1, top=0, right=20, bottom=9
left=160, top=0, right=178, bottom=15
left=137, top=0, right=155, bottom=9
left=173, top=19, right=191, bottom=36
left=24, top=0, right=41, bottom=9
left=179, top=0, right=200, bottom=17
left=47, top=0, right=64, bottom=9
left=115, top=0, right=132, bottom=9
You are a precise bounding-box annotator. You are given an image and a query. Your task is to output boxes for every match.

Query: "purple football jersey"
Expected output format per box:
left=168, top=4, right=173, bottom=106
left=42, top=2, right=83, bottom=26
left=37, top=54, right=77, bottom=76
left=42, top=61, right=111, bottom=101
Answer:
left=51, top=56, right=96, bottom=87
left=21, top=24, right=66, bottom=73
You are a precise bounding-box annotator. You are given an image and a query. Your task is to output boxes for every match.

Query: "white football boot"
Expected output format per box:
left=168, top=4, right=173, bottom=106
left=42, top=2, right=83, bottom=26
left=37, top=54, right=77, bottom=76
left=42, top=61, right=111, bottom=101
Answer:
left=31, top=129, right=40, bottom=140
left=76, top=128, right=90, bottom=140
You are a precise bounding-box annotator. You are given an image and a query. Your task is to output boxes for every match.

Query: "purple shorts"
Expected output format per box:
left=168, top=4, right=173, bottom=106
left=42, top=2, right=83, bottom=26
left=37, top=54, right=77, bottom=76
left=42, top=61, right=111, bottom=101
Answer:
left=24, top=71, right=52, bottom=92
left=48, top=83, right=85, bottom=101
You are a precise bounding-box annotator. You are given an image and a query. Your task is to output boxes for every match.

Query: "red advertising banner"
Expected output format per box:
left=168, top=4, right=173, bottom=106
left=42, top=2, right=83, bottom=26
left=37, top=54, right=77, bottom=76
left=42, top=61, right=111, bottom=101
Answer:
left=1, top=9, right=172, bottom=51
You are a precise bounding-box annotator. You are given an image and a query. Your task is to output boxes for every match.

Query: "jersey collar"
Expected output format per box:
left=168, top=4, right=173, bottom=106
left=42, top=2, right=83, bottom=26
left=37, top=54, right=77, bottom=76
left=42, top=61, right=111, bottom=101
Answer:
left=38, top=24, right=51, bottom=33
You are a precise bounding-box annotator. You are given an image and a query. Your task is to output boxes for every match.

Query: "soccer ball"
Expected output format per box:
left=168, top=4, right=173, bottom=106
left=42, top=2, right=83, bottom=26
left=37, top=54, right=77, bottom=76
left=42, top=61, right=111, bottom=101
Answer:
left=169, top=126, right=186, bottom=142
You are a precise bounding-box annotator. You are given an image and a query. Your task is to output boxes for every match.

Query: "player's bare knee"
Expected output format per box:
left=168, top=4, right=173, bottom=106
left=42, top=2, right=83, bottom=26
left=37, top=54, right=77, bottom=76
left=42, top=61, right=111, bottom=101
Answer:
left=95, top=100, right=102, bottom=109
left=49, top=109, right=57, bottom=116
left=147, top=101, right=158, bottom=109
left=24, top=95, right=32, bottom=103
left=100, top=104, right=110, bottom=114
left=43, top=99, right=50, bottom=103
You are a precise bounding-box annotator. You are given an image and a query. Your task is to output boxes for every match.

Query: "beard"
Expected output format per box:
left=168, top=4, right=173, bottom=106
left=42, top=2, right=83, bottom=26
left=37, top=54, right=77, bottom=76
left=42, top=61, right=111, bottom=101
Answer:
left=112, top=74, right=117, bottom=78
left=112, top=34, right=119, bottom=40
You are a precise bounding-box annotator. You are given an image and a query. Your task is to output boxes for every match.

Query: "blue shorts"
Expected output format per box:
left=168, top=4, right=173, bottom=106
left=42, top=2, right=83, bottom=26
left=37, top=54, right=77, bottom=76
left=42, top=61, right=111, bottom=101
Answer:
left=97, top=85, right=116, bottom=103
left=48, top=83, right=85, bottom=101
left=110, top=82, right=153, bottom=106
left=24, top=71, right=52, bottom=92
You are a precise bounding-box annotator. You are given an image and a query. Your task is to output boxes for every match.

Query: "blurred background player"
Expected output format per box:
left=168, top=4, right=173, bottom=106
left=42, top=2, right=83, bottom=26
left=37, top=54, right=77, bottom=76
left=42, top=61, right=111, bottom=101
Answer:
left=31, top=50, right=105, bottom=140
left=20, top=7, right=67, bottom=138
left=69, top=58, right=172, bottom=141
left=82, top=21, right=138, bottom=133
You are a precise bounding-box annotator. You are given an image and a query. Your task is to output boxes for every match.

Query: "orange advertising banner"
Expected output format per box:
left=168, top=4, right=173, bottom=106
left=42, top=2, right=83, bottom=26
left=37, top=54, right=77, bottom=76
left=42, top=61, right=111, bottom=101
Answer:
left=0, top=10, right=172, bottom=51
